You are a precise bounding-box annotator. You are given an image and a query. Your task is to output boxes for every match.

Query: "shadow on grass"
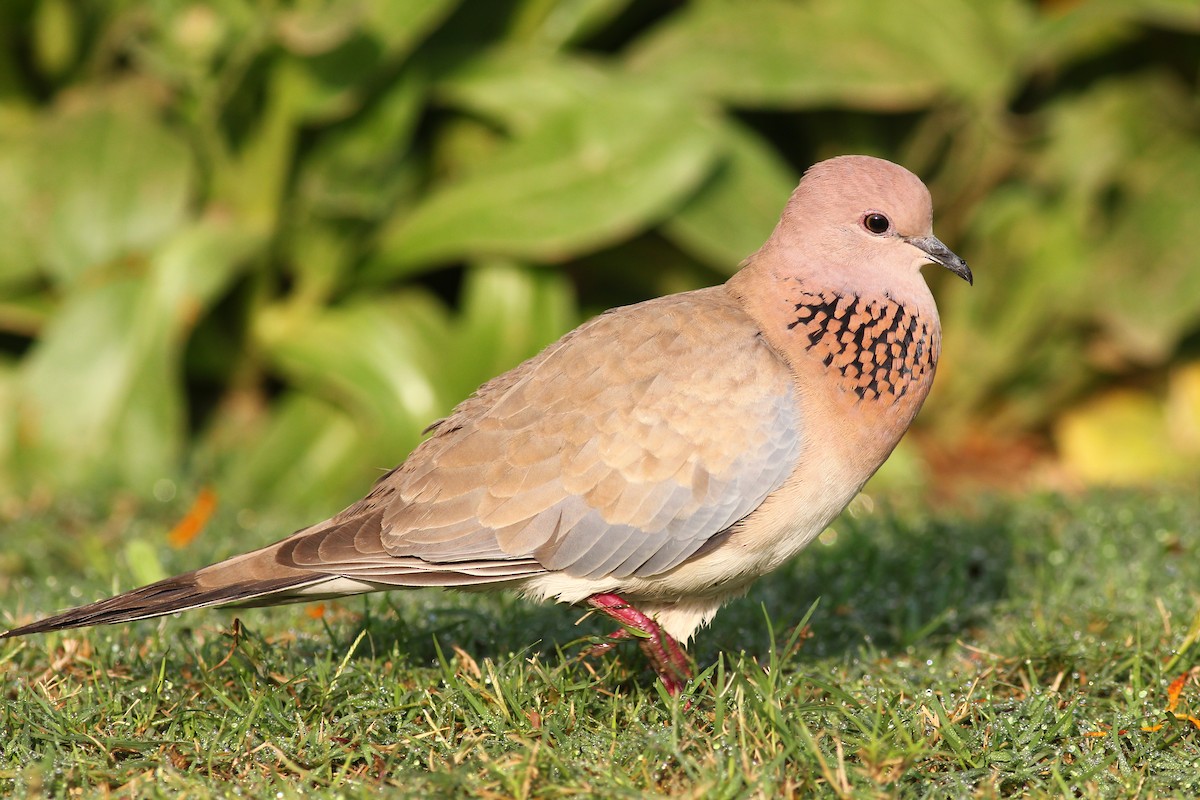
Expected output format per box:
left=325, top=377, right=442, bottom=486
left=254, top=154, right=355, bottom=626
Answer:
left=0, top=496, right=1018, bottom=685
left=326, top=499, right=1018, bottom=672
left=700, top=500, right=1016, bottom=663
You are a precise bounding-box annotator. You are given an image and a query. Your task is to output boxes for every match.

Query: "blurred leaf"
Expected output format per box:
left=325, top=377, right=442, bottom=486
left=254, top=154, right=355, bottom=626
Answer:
left=1056, top=390, right=1198, bottom=484
left=509, top=0, right=634, bottom=48
left=215, top=392, right=373, bottom=524
left=628, top=0, right=1028, bottom=109
left=0, top=129, right=40, bottom=289
left=661, top=121, right=797, bottom=272
left=437, top=48, right=610, bottom=132
left=0, top=358, right=16, bottom=498
left=124, top=538, right=168, bottom=586
left=453, top=260, right=576, bottom=398
left=157, top=217, right=266, bottom=314
left=33, top=0, right=77, bottom=79
left=250, top=267, right=578, bottom=510
left=1104, top=0, right=1200, bottom=30
left=0, top=291, right=49, bottom=339
left=1169, top=362, right=1200, bottom=453
left=290, top=73, right=428, bottom=302
left=1022, top=0, right=1200, bottom=73
left=256, top=292, right=454, bottom=462
left=210, top=64, right=303, bottom=233
left=276, top=0, right=459, bottom=59
left=167, top=486, right=218, bottom=549
left=937, top=72, right=1200, bottom=438
left=275, top=0, right=454, bottom=124
left=298, top=70, right=427, bottom=222
left=25, top=92, right=194, bottom=285
left=1096, top=144, right=1200, bottom=360
left=1098, top=152, right=1200, bottom=362
left=282, top=224, right=358, bottom=309
left=358, top=0, right=462, bottom=57
left=18, top=275, right=185, bottom=492
left=937, top=185, right=1091, bottom=432
left=277, top=38, right=386, bottom=124
left=571, top=234, right=714, bottom=311
left=371, top=85, right=719, bottom=274
left=276, top=3, right=362, bottom=56
left=428, top=115, right=506, bottom=179
left=16, top=219, right=261, bottom=494
left=1037, top=76, right=1200, bottom=362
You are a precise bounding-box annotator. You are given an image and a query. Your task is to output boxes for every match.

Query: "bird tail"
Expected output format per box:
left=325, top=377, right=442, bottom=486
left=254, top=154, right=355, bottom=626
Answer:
left=1, top=542, right=345, bottom=638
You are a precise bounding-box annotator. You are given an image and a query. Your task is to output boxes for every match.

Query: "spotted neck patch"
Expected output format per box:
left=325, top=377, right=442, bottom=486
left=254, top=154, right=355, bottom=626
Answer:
left=785, top=287, right=936, bottom=402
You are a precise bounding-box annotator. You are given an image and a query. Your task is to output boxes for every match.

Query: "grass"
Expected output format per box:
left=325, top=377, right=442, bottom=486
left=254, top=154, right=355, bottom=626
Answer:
left=1, top=488, right=1198, bottom=798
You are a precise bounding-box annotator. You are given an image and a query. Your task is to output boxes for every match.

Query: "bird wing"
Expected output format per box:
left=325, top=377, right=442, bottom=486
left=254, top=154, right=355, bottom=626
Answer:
left=280, top=287, right=802, bottom=584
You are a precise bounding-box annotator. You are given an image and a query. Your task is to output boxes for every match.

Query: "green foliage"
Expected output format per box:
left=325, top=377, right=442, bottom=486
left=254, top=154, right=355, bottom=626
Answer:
left=2, top=490, right=1198, bottom=796
left=0, top=0, right=1198, bottom=515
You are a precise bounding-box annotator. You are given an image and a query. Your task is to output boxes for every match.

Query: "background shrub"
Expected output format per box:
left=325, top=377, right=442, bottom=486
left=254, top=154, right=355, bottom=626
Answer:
left=0, top=0, right=1197, bottom=523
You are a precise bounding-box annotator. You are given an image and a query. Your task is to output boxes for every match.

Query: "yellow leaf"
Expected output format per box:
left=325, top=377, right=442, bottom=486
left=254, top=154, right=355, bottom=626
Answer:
left=1055, top=390, right=1196, bottom=484
left=1167, top=361, right=1200, bottom=453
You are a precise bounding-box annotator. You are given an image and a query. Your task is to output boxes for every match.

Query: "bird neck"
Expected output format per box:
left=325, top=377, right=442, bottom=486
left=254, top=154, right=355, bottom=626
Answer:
left=725, top=257, right=941, bottom=421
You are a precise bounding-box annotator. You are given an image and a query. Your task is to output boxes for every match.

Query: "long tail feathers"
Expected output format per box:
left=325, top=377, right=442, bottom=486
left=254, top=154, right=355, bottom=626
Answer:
left=2, top=545, right=331, bottom=638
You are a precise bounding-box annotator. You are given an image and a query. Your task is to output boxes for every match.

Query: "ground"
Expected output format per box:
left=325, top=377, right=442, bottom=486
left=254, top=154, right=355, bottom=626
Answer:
left=1, top=488, right=1198, bottom=798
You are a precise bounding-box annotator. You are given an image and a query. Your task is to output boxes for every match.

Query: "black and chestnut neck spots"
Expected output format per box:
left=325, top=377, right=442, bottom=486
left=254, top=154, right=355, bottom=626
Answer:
left=785, top=287, right=937, bottom=402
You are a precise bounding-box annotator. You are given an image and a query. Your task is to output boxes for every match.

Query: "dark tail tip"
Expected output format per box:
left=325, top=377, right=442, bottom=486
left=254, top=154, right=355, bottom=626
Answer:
left=3, top=570, right=316, bottom=639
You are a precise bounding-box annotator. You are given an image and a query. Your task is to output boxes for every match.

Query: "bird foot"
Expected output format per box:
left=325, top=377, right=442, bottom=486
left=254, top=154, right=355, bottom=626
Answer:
left=585, top=593, right=692, bottom=695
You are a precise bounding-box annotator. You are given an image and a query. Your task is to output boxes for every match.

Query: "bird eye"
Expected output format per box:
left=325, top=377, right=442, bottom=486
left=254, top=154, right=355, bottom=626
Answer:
left=863, top=213, right=890, bottom=235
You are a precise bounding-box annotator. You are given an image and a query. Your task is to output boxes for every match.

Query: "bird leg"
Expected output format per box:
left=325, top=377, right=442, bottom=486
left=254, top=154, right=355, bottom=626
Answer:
left=586, top=593, right=692, bottom=695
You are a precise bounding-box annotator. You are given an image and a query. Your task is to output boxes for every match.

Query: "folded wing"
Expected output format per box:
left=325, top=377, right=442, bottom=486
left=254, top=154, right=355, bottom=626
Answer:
left=282, top=287, right=802, bottom=584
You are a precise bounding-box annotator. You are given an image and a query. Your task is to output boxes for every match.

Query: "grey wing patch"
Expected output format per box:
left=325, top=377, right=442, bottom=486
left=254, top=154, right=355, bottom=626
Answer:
left=529, top=391, right=800, bottom=579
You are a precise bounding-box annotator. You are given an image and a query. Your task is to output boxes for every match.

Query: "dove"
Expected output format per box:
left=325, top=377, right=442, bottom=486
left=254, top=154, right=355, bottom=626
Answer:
left=2, top=155, right=971, bottom=695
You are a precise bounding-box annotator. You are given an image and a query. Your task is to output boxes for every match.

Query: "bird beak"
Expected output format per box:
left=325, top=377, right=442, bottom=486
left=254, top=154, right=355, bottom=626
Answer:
left=906, top=235, right=972, bottom=285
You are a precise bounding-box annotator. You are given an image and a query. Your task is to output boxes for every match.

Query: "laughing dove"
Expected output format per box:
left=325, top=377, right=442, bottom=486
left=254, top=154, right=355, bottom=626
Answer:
left=3, top=155, right=971, bottom=694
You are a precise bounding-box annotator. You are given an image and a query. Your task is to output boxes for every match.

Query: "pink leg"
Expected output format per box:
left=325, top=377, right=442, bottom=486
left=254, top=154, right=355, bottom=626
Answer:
left=586, top=593, right=693, bottom=695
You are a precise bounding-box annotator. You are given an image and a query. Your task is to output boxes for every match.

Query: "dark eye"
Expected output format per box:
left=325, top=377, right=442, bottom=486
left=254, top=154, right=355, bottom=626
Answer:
left=863, top=213, right=890, bottom=234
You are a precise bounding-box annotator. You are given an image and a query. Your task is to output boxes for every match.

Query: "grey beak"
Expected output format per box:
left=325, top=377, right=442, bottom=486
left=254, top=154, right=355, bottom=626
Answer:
left=907, top=235, right=972, bottom=285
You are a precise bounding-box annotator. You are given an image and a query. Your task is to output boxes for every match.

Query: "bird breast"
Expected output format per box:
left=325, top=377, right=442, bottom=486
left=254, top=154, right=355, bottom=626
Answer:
left=784, top=285, right=939, bottom=405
